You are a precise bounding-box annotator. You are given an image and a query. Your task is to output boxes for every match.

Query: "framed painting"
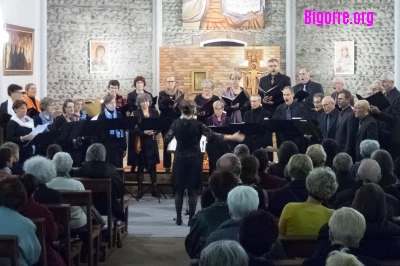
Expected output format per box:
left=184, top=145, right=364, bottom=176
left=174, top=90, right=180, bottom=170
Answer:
left=89, top=41, right=111, bottom=73
left=335, top=41, right=354, bottom=75
left=191, top=70, right=208, bottom=92
left=3, top=24, right=34, bottom=76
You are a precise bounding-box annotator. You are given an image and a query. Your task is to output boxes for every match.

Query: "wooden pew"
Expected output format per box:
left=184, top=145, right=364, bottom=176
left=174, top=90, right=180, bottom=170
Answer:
left=60, top=190, right=100, bottom=266
left=74, top=178, right=114, bottom=260
left=279, top=235, right=318, bottom=258
left=0, top=236, right=19, bottom=266
left=31, top=218, right=47, bottom=266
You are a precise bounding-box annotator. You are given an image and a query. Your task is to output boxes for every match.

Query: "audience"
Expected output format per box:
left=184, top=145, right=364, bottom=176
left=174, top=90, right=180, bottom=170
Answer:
left=233, top=144, right=250, bottom=159
left=185, top=170, right=238, bottom=259
left=75, top=143, right=125, bottom=221
left=47, top=152, right=87, bottom=229
left=351, top=139, right=380, bottom=177
left=330, top=152, right=356, bottom=204
left=279, top=167, right=337, bottom=236
left=252, top=148, right=286, bottom=190
left=325, top=249, right=365, bottom=266
left=384, top=157, right=400, bottom=201
left=306, top=144, right=327, bottom=168
left=371, top=149, right=396, bottom=189
left=46, top=144, right=62, bottom=160
left=239, top=210, right=279, bottom=266
left=23, top=155, right=61, bottom=204
left=0, top=147, right=15, bottom=177
left=19, top=174, right=66, bottom=266
left=322, top=138, right=338, bottom=168
left=199, top=240, right=248, bottom=266
left=268, top=141, right=299, bottom=179
left=269, top=154, right=313, bottom=216
left=2, top=141, right=23, bottom=175
left=0, top=177, right=41, bottom=266
left=303, top=207, right=380, bottom=266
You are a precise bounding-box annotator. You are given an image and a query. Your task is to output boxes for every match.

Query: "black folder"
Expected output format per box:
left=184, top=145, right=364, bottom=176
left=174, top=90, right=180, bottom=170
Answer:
left=263, top=120, right=300, bottom=134
left=27, top=108, right=40, bottom=118
left=356, top=92, right=390, bottom=111
left=152, top=96, right=158, bottom=109
left=294, top=90, right=310, bottom=102
left=137, top=118, right=171, bottom=131
left=209, top=123, right=265, bottom=135
left=197, top=99, right=215, bottom=116
left=25, top=130, right=62, bottom=147
left=265, top=86, right=283, bottom=99
left=102, top=116, right=138, bottom=130
left=222, top=91, right=248, bottom=107
left=118, top=102, right=131, bottom=117
left=258, top=88, right=267, bottom=98
left=294, top=120, right=323, bottom=140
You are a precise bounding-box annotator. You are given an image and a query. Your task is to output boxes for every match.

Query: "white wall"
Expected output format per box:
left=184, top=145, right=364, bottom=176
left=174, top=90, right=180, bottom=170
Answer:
left=0, top=0, right=46, bottom=103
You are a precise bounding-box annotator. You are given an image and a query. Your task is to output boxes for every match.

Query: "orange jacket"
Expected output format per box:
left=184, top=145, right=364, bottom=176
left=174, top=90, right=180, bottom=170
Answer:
left=24, top=95, right=41, bottom=112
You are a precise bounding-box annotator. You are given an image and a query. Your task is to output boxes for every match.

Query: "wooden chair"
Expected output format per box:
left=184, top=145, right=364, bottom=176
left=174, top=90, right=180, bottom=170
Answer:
left=31, top=218, right=47, bottom=266
left=74, top=178, right=114, bottom=260
left=279, top=235, right=318, bottom=258
left=0, top=236, right=19, bottom=266
left=45, top=203, right=82, bottom=266
left=60, top=190, right=100, bottom=266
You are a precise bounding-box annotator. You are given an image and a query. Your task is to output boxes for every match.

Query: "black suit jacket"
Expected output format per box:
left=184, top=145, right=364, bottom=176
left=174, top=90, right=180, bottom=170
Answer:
left=243, top=107, right=272, bottom=153
left=318, top=108, right=340, bottom=139
left=355, top=114, right=379, bottom=161
left=293, top=80, right=323, bottom=110
left=272, top=101, right=308, bottom=120
left=259, top=73, right=291, bottom=111
left=334, top=106, right=358, bottom=158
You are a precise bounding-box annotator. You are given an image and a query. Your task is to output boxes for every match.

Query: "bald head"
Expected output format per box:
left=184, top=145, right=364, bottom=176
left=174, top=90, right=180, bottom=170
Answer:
left=322, top=96, right=335, bottom=114
left=354, top=100, right=370, bottom=119
left=357, top=159, right=381, bottom=183
left=216, top=153, right=242, bottom=178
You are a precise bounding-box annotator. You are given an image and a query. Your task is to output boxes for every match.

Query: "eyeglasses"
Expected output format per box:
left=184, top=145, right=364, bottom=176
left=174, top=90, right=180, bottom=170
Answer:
left=167, top=81, right=175, bottom=83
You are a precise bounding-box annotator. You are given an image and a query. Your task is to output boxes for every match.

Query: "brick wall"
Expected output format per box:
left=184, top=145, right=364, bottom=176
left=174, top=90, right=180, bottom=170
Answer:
left=160, top=46, right=280, bottom=99
left=47, top=0, right=153, bottom=109
left=296, top=0, right=395, bottom=96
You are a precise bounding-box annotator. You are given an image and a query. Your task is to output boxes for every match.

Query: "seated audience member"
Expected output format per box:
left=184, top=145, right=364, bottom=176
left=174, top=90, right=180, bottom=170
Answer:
left=325, top=249, right=366, bottom=266
left=239, top=210, right=279, bottom=266
left=2, top=141, right=23, bottom=175
left=269, top=141, right=299, bottom=179
left=0, top=177, right=40, bottom=266
left=252, top=148, right=286, bottom=190
left=351, top=139, right=380, bottom=178
left=269, top=154, right=313, bottom=217
left=201, top=153, right=241, bottom=209
left=185, top=170, right=238, bottom=259
left=384, top=157, right=400, bottom=201
left=334, top=159, right=400, bottom=216
left=332, top=153, right=355, bottom=193
left=206, top=186, right=259, bottom=245
left=19, top=174, right=66, bottom=266
left=199, top=240, right=248, bottom=266
left=23, top=155, right=61, bottom=204
left=47, top=152, right=87, bottom=229
left=233, top=144, right=250, bottom=159
left=75, top=143, right=125, bottom=221
left=371, top=149, right=396, bottom=189
left=303, top=207, right=381, bottom=266
left=0, top=147, right=14, bottom=177
left=46, top=144, right=62, bottom=160
left=352, top=183, right=400, bottom=259
left=240, top=155, right=268, bottom=209
left=279, top=167, right=337, bottom=236
left=306, top=144, right=327, bottom=168
left=322, top=138, right=338, bottom=168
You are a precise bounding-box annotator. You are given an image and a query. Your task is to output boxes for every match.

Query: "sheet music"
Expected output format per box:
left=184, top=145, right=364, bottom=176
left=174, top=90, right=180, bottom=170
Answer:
left=91, top=114, right=99, bottom=120
left=167, top=136, right=207, bottom=153
left=29, top=124, right=48, bottom=137
left=225, top=0, right=260, bottom=14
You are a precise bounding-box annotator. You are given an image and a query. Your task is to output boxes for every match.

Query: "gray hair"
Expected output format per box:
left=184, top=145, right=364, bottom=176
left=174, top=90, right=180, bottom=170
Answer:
left=86, top=143, right=106, bottom=162
left=286, top=154, right=313, bottom=180
left=333, top=153, right=353, bottom=173
left=201, top=79, right=214, bottom=90
left=227, top=186, right=259, bottom=221
left=357, top=159, right=381, bottom=184
left=52, top=152, right=73, bottom=173
left=359, top=139, right=380, bottom=158
left=306, top=144, right=327, bottom=168
left=306, top=167, right=338, bottom=200
left=213, top=100, right=224, bottom=109
left=216, top=153, right=241, bottom=179
left=23, top=156, right=56, bottom=183
left=328, top=207, right=366, bottom=247
left=199, top=240, right=248, bottom=266
left=135, top=93, right=152, bottom=108
left=371, top=149, right=394, bottom=175
left=326, top=248, right=365, bottom=266
left=233, top=144, right=250, bottom=159
left=332, top=76, right=346, bottom=86
left=380, top=71, right=395, bottom=82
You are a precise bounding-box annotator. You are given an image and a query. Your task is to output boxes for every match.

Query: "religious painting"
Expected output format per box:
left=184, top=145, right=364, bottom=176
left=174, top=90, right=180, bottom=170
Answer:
left=191, top=70, right=208, bottom=92
left=3, top=24, right=34, bottom=76
left=335, top=41, right=354, bottom=75
left=182, top=0, right=265, bottom=30
left=89, top=41, right=111, bottom=73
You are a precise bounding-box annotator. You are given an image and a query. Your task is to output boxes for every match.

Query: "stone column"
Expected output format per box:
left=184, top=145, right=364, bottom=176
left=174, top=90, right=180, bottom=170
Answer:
left=40, top=0, right=47, bottom=97
left=286, top=0, right=296, bottom=83
left=152, top=0, right=162, bottom=97
left=395, top=0, right=400, bottom=89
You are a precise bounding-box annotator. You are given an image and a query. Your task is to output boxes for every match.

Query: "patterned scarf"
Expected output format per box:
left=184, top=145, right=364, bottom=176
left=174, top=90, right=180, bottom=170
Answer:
left=104, top=108, right=123, bottom=138
left=211, top=113, right=227, bottom=127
